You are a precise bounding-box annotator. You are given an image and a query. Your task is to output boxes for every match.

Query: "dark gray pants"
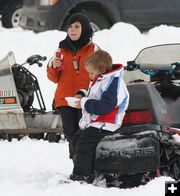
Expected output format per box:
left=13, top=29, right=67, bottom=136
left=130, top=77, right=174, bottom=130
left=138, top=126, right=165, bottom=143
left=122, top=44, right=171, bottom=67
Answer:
left=59, top=106, right=82, bottom=159
left=73, top=127, right=113, bottom=176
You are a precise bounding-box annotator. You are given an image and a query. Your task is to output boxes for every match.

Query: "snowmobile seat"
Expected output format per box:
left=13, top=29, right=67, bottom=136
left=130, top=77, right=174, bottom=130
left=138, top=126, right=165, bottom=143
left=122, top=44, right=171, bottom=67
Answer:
left=122, top=82, right=169, bottom=126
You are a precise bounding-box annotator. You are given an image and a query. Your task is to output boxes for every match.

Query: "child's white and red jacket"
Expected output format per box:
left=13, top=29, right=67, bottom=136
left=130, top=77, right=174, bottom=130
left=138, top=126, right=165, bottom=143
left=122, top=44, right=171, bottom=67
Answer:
left=79, top=64, right=129, bottom=132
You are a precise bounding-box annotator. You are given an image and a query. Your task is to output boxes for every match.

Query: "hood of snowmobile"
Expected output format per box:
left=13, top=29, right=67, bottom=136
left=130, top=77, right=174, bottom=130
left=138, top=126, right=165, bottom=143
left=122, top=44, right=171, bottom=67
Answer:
left=0, top=52, right=26, bottom=130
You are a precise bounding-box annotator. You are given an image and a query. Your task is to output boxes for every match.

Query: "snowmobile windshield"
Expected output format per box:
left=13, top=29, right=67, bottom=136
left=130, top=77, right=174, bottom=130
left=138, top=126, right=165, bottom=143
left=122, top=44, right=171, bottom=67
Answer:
left=133, top=43, right=180, bottom=70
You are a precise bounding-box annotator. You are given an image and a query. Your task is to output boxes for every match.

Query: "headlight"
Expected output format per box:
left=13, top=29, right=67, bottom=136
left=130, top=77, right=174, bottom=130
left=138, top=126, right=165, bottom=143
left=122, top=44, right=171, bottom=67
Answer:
left=39, top=0, right=58, bottom=6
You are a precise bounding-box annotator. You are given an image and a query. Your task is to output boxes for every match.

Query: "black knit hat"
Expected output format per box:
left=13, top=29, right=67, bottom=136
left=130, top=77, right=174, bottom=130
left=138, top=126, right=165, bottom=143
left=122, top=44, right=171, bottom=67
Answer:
left=59, top=13, right=93, bottom=52
left=67, top=13, right=93, bottom=39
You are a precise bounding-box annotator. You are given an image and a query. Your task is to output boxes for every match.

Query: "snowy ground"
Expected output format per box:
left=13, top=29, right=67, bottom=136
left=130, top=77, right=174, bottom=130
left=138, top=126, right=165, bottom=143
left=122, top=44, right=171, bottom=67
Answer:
left=1, top=22, right=180, bottom=195
left=0, top=138, right=174, bottom=196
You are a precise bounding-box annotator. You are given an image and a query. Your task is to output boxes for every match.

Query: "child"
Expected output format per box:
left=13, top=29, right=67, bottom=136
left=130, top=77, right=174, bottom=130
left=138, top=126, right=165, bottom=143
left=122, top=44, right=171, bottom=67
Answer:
left=70, top=50, right=129, bottom=182
left=47, top=13, right=98, bottom=159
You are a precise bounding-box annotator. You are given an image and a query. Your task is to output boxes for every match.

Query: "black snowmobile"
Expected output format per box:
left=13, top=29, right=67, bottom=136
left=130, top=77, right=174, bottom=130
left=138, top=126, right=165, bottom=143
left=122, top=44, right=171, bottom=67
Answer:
left=94, top=44, right=180, bottom=188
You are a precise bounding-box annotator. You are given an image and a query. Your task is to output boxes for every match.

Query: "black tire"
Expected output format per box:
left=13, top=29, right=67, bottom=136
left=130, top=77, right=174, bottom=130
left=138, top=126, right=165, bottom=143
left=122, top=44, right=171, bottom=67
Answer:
left=83, top=10, right=111, bottom=32
left=1, top=0, right=23, bottom=28
left=29, top=133, right=44, bottom=140
left=8, top=134, right=24, bottom=141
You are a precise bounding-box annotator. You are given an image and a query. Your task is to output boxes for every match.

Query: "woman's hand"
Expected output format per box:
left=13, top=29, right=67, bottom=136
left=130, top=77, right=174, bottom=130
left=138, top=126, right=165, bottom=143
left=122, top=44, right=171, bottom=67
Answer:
left=52, top=57, right=62, bottom=69
left=52, top=52, right=64, bottom=71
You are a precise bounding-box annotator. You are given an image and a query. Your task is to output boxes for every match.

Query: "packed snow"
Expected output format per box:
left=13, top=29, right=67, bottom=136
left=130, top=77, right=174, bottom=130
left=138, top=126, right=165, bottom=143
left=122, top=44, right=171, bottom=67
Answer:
left=1, top=22, right=180, bottom=195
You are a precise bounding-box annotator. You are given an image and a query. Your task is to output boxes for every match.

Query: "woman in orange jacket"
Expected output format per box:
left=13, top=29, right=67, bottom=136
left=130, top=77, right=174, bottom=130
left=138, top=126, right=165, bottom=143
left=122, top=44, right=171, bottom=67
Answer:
left=47, top=13, right=98, bottom=159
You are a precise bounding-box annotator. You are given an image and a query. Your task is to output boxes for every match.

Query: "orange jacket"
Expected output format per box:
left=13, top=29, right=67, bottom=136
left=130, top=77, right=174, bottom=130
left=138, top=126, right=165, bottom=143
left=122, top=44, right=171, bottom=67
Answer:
left=47, top=42, right=97, bottom=108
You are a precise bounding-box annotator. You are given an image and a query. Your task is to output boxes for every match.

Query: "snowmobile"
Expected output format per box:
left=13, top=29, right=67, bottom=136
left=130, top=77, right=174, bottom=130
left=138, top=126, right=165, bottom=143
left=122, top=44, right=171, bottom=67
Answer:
left=0, top=51, right=63, bottom=142
left=93, top=44, right=180, bottom=188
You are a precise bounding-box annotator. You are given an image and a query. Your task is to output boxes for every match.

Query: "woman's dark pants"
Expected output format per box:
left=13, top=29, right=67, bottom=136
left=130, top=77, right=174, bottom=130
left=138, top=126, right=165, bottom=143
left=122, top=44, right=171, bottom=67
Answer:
left=59, top=106, right=82, bottom=159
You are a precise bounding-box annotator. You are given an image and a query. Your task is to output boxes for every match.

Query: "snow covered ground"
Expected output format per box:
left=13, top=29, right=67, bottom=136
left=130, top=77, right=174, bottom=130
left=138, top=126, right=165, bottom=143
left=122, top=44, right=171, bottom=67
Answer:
left=1, top=22, right=180, bottom=195
left=0, top=138, right=174, bottom=196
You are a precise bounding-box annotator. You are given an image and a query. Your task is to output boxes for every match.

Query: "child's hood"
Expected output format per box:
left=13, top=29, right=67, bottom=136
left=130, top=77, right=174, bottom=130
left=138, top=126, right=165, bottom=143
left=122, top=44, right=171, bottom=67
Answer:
left=93, top=64, right=124, bottom=83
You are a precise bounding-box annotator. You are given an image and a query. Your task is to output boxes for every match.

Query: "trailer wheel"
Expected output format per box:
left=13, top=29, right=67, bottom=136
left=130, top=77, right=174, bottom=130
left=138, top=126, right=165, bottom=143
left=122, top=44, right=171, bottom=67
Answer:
left=1, top=0, right=23, bottom=28
left=29, top=133, right=44, bottom=140
left=45, top=133, right=61, bottom=143
left=8, top=134, right=24, bottom=141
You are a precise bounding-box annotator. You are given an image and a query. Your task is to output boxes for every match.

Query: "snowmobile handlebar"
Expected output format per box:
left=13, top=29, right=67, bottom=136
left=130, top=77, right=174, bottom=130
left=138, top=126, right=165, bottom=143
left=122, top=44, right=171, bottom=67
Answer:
left=126, top=61, right=174, bottom=71
left=126, top=60, right=180, bottom=77
left=26, top=55, right=47, bottom=67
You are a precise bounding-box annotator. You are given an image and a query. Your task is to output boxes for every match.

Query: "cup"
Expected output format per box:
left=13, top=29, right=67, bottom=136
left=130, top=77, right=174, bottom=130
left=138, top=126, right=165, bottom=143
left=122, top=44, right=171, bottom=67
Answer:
left=56, top=51, right=64, bottom=71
